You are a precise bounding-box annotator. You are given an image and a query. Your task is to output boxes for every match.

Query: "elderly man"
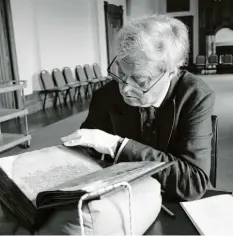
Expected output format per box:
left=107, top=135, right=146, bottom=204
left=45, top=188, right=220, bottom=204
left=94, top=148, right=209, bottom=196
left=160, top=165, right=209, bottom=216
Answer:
left=62, top=14, right=215, bottom=201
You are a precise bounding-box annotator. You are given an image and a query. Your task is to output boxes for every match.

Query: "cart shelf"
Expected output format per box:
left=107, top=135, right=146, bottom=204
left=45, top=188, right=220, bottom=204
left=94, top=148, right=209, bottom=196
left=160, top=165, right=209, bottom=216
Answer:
left=0, top=80, right=31, bottom=153
left=0, top=80, right=26, bottom=93
left=0, top=108, right=28, bottom=123
left=0, top=133, right=31, bottom=152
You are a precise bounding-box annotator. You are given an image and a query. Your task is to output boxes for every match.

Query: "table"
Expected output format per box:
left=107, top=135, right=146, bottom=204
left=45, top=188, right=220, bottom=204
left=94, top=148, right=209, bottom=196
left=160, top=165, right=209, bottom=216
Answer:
left=145, top=189, right=232, bottom=235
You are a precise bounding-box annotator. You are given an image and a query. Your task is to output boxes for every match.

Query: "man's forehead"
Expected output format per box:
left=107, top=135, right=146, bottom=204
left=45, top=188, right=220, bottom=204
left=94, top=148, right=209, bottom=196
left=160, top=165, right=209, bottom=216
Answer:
left=118, top=54, right=149, bottom=70
left=117, top=54, right=156, bottom=76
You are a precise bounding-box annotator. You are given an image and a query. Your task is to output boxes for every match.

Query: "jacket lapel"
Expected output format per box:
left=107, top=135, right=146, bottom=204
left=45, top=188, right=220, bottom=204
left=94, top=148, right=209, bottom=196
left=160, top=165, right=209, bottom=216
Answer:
left=156, top=71, right=185, bottom=151
left=109, top=101, right=141, bottom=140
left=157, top=98, right=176, bottom=152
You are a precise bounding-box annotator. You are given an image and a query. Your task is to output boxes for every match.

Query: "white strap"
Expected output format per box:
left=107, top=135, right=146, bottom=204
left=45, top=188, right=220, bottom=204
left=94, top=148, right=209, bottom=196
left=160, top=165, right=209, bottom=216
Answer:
left=113, top=138, right=129, bottom=165
left=78, top=181, right=133, bottom=236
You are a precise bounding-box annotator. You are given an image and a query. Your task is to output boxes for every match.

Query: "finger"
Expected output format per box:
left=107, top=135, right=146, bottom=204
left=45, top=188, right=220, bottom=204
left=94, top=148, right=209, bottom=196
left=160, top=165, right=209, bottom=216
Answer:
left=109, top=148, right=114, bottom=158
left=62, top=129, right=88, bottom=141
left=61, top=131, right=81, bottom=142
left=63, top=136, right=91, bottom=147
left=63, top=139, right=81, bottom=147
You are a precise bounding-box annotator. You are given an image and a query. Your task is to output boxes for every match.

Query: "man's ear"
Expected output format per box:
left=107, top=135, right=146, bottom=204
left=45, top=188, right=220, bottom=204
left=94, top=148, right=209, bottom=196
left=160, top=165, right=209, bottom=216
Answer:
left=168, top=67, right=178, bottom=79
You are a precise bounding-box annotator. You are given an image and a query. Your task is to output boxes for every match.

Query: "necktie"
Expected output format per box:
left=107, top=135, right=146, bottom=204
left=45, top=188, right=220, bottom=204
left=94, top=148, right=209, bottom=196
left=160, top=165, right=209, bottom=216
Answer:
left=141, top=106, right=156, bottom=144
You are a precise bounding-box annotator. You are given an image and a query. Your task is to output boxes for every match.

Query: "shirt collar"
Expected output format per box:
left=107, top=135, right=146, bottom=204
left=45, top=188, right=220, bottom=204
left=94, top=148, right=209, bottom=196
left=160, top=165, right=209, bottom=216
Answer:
left=152, top=80, right=171, bottom=108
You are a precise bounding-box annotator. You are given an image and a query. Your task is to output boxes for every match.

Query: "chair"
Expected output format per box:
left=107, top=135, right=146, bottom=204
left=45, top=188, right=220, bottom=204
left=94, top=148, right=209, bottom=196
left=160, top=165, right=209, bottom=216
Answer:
left=208, top=54, right=218, bottom=65
left=195, top=55, right=206, bottom=74
left=75, top=65, right=91, bottom=98
left=63, top=67, right=82, bottom=101
left=206, top=54, right=218, bottom=74
left=222, top=54, right=233, bottom=65
left=210, top=115, right=218, bottom=188
left=219, top=54, right=233, bottom=73
left=52, top=68, right=72, bottom=104
left=93, top=63, right=112, bottom=85
left=40, top=70, right=67, bottom=109
left=84, top=64, right=102, bottom=91
left=207, top=54, right=218, bottom=67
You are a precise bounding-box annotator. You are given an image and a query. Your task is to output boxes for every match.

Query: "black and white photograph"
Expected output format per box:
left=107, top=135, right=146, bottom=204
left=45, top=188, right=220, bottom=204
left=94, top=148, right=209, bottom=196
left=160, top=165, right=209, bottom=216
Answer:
left=0, top=0, right=233, bottom=235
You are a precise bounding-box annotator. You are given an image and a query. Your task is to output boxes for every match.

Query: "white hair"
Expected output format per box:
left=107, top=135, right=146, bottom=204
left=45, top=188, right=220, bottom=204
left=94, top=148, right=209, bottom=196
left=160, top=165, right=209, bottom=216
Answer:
left=116, top=14, right=189, bottom=72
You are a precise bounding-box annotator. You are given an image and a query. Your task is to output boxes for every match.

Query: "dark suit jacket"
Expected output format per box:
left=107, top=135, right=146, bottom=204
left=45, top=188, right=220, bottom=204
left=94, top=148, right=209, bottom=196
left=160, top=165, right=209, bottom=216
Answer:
left=81, top=71, right=215, bottom=201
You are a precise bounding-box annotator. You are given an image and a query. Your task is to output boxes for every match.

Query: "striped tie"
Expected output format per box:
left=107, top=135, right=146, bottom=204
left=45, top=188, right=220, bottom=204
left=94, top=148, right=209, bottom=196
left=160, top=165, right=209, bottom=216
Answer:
left=141, top=106, right=156, bottom=144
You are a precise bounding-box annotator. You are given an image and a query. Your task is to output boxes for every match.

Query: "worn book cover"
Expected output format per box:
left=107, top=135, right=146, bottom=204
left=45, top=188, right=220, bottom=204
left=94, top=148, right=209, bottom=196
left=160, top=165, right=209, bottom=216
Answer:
left=0, top=145, right=174, bottom=231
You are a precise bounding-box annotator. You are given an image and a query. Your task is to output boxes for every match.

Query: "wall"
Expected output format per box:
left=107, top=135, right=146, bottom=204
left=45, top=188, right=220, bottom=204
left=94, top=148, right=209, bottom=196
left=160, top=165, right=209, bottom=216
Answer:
left=215, top=28, right=233, bottom=46
left=35, top=0, right=99, bottom=72
left=10, top=0, right=40, bottom=95
left=158, top=0, right=199, bottom=63
left=129, top=0, right=159, bottom=18
left=11, top=0, right=101, bottom=93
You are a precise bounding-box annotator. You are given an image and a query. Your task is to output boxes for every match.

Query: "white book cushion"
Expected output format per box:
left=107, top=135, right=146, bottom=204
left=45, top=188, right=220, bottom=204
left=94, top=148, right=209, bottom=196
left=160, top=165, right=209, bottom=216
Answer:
left=37, top=177, right=162, bottom=235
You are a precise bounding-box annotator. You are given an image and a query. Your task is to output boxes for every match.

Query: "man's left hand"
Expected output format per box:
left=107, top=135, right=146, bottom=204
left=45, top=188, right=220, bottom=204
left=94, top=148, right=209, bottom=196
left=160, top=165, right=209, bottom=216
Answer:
left=61, top=129, right=121, bottom=157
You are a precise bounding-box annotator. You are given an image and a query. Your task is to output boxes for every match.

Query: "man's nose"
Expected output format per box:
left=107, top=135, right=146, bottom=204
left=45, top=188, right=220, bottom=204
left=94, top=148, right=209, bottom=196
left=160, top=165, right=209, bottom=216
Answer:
left=121, top=83, right=131, bottom=94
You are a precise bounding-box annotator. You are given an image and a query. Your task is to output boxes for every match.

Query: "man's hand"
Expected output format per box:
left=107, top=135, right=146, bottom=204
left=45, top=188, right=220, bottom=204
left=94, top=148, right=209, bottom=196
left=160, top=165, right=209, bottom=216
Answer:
left=61, top=129, right=122, bottom=157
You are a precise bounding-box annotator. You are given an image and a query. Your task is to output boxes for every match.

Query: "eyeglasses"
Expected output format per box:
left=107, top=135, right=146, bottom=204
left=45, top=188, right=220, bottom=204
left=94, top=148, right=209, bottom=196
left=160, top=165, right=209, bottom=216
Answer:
left=107, top=56, right=165, bottom=94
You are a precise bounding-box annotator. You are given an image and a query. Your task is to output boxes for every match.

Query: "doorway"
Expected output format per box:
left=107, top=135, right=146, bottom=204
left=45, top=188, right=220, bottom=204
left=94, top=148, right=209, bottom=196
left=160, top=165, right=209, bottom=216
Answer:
left=0, top=0, right=19, bottom=108
left=104, top=1, right=123, bottom=73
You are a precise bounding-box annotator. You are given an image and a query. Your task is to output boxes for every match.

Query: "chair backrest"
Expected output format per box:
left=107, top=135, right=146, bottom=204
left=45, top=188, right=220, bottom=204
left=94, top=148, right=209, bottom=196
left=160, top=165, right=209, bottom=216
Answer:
left=223, top=54, right=233, bottom=64
left=210, top=115, right=218, bottom=188
left=52, top=68, right=67, bottom=87
left=84, top=64, right=96, bottom=80
left=63, top=67, right=75, bottom=84
left=196, top=55, right=206, bottom=66
left=208, top=54, right=218, bottom=64
left=40, top=70, right=55, bottom=90
left=93, top=63, right=102, bottom=78
left=219, top=54, right=224, bottom=64
left=75, top=65, right=88, bottom=82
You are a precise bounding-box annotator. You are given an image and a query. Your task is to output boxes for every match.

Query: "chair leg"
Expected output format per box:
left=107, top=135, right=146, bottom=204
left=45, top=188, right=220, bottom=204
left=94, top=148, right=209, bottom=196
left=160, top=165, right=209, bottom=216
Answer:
left=53, top=92, right=58, bottom=107
left=63, top=90, right=69, bottom=104
left=92, top=82, right=98, bottom=92
left=85, top=85, right=89, bottom=99
left=89, top=83, right=94, bottom=93
left=73, top=87, right=77, bottom=101
left=77, top=87, right=82, bottom=101
left=68, top=89, right=73, bottom=104
left=94, top=83, right=97, bottom=91
left=58, top=92, right=63, bottom=108
left=43, top=92, right=47, bottom=110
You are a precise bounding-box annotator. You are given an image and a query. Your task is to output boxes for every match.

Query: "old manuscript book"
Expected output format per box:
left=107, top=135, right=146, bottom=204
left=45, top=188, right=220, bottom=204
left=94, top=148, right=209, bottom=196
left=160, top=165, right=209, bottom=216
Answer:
left=0, top=145, right=173, bottom=231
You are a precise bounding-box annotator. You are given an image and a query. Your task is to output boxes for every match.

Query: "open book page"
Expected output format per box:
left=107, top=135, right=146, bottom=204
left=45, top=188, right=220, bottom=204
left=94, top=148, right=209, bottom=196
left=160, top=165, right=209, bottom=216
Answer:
left=35, top=161, right=171, bottom=208
left=0, top=146, right=102, bottom=203
left=180, top=194, right=233, bottom=236
left=52, top=161, right=165, bottom=193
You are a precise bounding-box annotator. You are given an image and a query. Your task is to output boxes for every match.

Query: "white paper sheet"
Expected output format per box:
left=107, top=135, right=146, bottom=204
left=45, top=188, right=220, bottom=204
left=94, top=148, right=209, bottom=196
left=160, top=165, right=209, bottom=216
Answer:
left=180, top=194, right=233, bottom=236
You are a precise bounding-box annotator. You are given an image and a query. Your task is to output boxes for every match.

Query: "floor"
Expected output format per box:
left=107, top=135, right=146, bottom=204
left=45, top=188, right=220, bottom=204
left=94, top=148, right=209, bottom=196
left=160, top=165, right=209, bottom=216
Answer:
left=199, top=73, right=233, bottom=190
left=1, top=98, right=91, bottom=134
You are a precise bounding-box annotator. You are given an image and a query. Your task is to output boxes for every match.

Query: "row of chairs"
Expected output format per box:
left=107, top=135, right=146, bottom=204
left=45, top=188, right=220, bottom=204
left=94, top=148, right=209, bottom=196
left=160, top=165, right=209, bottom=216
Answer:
left=40, top=64, right=112, bottom=109
left=196, top=54, right=233, bottom=74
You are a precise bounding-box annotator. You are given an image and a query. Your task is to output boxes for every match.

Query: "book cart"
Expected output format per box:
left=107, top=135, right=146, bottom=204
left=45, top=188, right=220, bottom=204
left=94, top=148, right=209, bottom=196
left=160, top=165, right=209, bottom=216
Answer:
left=0, top=80, right=31, bottom=152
